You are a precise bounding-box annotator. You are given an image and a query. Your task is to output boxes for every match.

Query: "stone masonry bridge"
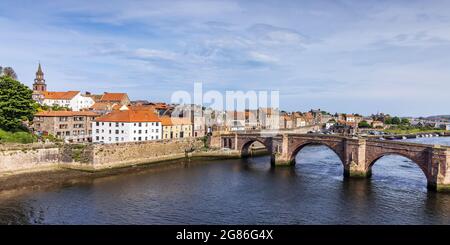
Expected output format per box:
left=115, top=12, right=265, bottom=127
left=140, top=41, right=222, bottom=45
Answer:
left=219, top=133, right=450, bottom=191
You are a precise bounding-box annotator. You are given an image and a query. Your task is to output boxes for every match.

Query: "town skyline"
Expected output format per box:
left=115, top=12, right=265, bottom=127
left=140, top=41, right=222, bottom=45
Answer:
left=2, top=0, right=450, bottom=117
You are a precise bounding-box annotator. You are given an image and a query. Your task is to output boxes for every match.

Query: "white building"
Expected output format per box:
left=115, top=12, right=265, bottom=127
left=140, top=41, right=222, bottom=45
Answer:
left=41, top=91, right=95, bottom=111
left=92, top=109, right=162, bottom=144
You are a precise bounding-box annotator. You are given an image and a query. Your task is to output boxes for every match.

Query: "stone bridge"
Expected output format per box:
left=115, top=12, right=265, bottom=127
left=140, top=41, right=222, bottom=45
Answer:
left=219, top=133, right=450, bottom=191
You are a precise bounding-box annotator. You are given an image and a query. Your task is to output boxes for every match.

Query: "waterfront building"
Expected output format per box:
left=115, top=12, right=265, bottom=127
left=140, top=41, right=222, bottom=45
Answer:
left=161, top=116, right=193, bottom=139
left=92, top=109, right=162, bottom=144
left=32, top=111, right=99, bottom=142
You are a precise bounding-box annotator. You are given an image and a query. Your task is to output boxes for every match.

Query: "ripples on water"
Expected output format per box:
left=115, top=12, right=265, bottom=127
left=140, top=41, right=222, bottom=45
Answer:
left=1, top=137, right=450, bottom=224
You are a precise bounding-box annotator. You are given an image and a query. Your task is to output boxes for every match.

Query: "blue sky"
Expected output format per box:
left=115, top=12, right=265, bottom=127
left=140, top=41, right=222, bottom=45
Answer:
left=1, top=0, right=450, bottom=116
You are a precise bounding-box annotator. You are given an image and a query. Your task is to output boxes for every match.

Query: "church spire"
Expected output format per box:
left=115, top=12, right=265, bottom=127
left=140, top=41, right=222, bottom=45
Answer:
left=33, top=62, right=47, bottom=92
left=36, top=62, right=43, bottom=76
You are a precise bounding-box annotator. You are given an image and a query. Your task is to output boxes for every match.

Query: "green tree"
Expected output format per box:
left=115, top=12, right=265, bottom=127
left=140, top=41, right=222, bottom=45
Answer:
left=0, top=75, right=36, bottom=131
left=401, top=118, right=410, bottom=125
left=358, top=120, right=371, bottom=128
left=391, top=116, right=401, bottom=125
left=384, top=117, right=392, bottom=124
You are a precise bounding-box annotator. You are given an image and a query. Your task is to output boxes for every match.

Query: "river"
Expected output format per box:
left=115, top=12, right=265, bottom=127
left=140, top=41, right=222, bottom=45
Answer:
left=1, top=137, right=450, bottom=224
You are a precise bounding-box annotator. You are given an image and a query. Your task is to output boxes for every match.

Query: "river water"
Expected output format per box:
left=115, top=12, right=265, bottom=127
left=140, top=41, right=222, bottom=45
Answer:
left=1, top=137, right=450, bottom=224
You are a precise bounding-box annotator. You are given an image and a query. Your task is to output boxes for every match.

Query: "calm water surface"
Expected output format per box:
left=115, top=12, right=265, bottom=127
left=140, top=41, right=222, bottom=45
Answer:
left=1, top=137, right=450, bottom=224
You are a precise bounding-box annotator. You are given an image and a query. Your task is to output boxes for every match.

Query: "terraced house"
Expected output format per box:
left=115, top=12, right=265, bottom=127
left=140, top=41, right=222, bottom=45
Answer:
left=32, top=111, right=100, bottom=142
left=160, top=116, right=193, bottom=139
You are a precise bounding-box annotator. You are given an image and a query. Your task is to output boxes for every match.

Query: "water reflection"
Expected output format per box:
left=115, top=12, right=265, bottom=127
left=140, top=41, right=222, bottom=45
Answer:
left=0, top=137, right=449, bottom=224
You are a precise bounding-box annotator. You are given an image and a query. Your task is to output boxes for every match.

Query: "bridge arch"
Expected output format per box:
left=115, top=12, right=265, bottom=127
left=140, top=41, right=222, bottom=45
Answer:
left=367, top=152, right=430, bottom=181
left=289, top=141, right=345, bottom=166
left=240, top=138, right=272, bottom=158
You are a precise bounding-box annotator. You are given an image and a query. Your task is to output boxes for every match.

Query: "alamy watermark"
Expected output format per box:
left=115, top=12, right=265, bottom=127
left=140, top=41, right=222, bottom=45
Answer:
left=170, top=82, right=280, bottom=133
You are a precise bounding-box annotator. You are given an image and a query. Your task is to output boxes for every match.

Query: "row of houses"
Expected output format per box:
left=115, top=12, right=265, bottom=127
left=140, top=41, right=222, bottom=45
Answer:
left=29, top=63, right=389, bottom=143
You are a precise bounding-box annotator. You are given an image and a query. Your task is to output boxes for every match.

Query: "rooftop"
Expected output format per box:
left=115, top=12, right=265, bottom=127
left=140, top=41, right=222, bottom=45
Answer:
left=95, top=109, right=161, bottom=122
left=42, top=91, right=80, bottom=100
left=35, top=111, right=99, bottom=117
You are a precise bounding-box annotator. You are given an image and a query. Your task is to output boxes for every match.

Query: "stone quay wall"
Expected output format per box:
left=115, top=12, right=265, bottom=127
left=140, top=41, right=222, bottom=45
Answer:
left=0, top=138, right=207, bottom=175
left=87, top=138, right=204, bottom=170
left=0, top=143, right=61, bottom=175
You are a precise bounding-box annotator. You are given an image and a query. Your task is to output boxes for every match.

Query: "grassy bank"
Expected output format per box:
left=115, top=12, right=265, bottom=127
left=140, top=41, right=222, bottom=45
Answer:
left=0, top=129, right=37, bottom=144
left=384, top=128, right=449, bottom=135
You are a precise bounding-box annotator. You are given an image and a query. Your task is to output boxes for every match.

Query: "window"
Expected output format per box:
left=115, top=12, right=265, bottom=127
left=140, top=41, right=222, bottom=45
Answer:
left=121, top=130, right=124, bottom=133
left=109, top=137, right=111, bottom=141
left=133, top=137, right=136, bottom=140
left=122, top=123, right=124, bottom=126
left=96, top=129, right=99, bottom=133
left=134, top=130, right=136, bottom=133
left=145, top=130, right=148, bottom=134
left=116, top=123, right=119, bottom=127
left=155, top=122, right=159, bottom=126
left=59, top=124, right=68, bottom=129
left=101, top=136, right=104, bottom=140
left=138, top=123, right=142, bottom=127
left=121, top=137, right=124, bottom=141
left=145, top=137, right=148, bottom=140
left=96, top=122, right=99, bottom=126
left=115, top=137, right=119, bottom=142
left=115, top=130, right=119, bottom=134
left=138, top=130, right=142, bottom=134
left=138, top=137, right=142, bottom=141
left=152, top=122, right=154, bottom=126
left=96, top=136, right=99, bottom=141
left=109, top=123, right=112, bottom=127
left=109, top=130, right=112, bottom=134
left=102, top=122, right=104, bottom=126
left=156, top=129, right=159, bottom=133
left=59, top=117, right=68, bottom=122
left=151, top=136, right=154, bottom=140
left=156, top=136, right=158, bottom=140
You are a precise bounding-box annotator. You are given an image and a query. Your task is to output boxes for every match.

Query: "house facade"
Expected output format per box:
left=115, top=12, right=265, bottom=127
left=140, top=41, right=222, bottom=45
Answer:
left=41, top=91, right=95, bottom=111
left=92, top=109, right=162, bottom=144
left=161, top=117, right=193, bottom=139
left=32, top=111, right=99, bottom=142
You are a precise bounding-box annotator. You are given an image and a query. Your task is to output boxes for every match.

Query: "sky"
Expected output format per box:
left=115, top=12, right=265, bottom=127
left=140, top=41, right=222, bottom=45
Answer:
left=1, top=0, right=450, bottom=117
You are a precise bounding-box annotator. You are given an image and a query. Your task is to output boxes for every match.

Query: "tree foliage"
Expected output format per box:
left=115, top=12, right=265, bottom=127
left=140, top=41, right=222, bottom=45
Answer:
left=358, top=120, right=371, bottom=128
left=0, top=75, right=36, bottom=131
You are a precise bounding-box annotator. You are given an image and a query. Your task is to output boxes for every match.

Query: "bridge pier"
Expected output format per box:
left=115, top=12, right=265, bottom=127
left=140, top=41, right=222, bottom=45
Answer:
left=343, top=138, right=371, bottom=178
left=427, top=146, right=450, bottom=192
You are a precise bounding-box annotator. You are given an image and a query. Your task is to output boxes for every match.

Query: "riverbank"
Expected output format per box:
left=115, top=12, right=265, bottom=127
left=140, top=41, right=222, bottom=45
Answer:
left=0, top=150, right=244, bottom=193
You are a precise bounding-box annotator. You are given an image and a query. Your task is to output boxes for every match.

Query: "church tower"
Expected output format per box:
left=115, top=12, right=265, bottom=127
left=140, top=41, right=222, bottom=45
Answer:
left=33, top=63, right=47, bottom=92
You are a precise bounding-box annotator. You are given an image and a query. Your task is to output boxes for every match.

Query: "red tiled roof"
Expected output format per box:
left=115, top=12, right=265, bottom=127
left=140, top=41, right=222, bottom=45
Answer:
left=42, top=91, right=80, bottom=100
left=90, top=102, right=119, bottom=110
left=100, top=93, right=128, bottom=102
left=95, top=109, right=161, bottom=122
left=160, top=116, right=192, bottom=126
left=35, top=111, right=99, bottom=117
